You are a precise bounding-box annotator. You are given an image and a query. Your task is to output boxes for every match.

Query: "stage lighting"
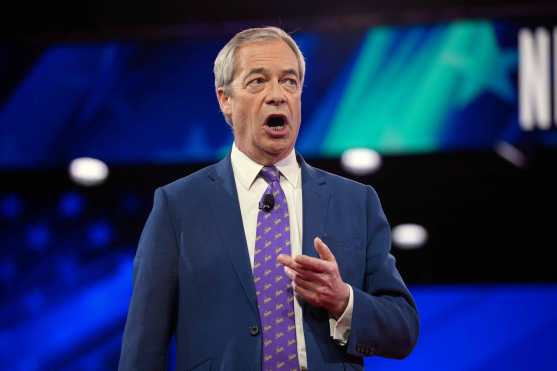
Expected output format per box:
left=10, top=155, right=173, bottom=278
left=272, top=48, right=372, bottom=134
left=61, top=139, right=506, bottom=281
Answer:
left=59, top=192, right=85, bottom=218
left=87, top=220, right=113, bottom=248
left=69, top=157, right=109, bottom=186
left=494, top=141, right=527, bottom=168
left=340, top=148, right=382, bottom=176
left=392, top=223, right=428, bottom=249
left=0, top=194, right=23, bottom=219
left=26, top=223, right=50, bottom=251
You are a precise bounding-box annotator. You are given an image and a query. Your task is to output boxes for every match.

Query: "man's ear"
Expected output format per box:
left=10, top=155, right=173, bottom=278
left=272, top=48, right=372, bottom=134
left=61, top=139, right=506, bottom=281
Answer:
left=216, top=87, right=232, bottom=118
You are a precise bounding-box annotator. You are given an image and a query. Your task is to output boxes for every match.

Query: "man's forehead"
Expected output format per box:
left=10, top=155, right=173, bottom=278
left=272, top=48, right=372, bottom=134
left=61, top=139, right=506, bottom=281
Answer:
left=235, top=40, right=299, bottom=74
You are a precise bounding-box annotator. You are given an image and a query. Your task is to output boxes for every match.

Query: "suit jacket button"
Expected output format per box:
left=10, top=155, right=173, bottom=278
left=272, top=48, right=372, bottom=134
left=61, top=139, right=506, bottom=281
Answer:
left=249, top=325, right=259, bottom=336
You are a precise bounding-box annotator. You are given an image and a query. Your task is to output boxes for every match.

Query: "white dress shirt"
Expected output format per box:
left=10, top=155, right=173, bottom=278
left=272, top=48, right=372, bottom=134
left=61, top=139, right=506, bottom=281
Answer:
left=230, top=144, right=354, bottom=370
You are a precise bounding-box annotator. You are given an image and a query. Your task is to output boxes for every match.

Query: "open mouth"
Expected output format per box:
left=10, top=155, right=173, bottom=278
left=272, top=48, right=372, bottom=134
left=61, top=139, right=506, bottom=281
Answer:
left=265, top=114, right=287, bottom=131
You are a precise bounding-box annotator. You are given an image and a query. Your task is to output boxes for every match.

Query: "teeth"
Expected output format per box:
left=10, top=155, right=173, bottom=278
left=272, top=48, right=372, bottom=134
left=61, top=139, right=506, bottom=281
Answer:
left=271, top=125, right=284, bottom=131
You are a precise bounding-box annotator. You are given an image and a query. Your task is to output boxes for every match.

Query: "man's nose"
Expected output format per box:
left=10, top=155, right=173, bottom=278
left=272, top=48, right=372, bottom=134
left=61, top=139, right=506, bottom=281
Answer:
left=265, top=80, right=287, bottom=106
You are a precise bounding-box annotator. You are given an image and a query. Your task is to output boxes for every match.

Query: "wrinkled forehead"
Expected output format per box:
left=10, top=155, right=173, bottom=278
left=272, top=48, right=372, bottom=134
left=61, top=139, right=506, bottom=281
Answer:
left=233, top=40, right=300, bottom=79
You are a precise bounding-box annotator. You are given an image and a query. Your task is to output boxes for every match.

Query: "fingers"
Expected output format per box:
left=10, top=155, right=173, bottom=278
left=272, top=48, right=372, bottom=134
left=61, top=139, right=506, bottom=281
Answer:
left=278, top=253, right=327, bottom=275
left=277, top=253, right=295, bottom=268
left=293, top=255, right=329, bottom=273
left=278, top=255, right=313, bottom=283
left=290, top=269, right=338, bottom=310
left=292, top=272, right=320, bottom=292
left=278, top=238, right=337, bottom=274
left=291, top=280, right=317, bottom=303
left=284, top=264, right=326, bottom=285
left=288, top=269, right=320, bottom=302
left=277, top=245, right=345, bottom=313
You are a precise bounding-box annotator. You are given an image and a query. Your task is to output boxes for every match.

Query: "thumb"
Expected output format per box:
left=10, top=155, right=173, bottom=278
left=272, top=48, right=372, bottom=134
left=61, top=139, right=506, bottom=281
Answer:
left=314, top=237, right=335, bottom=261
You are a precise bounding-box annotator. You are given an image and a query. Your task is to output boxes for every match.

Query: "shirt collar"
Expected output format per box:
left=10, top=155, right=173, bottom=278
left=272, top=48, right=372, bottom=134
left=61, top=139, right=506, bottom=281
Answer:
left=230, top=143, right=300, bottom=190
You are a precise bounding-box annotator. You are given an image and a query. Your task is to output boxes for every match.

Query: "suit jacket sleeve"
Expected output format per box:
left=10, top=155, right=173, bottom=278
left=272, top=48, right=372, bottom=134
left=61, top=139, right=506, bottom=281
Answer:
left=118, top=187, right=178, bottom=371
left=345, top=186, right=419, bottom=359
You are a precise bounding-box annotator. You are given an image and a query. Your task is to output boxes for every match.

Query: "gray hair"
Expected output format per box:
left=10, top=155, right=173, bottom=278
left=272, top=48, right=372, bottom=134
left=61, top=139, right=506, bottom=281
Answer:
left=214, top=26, right=306, bottom=125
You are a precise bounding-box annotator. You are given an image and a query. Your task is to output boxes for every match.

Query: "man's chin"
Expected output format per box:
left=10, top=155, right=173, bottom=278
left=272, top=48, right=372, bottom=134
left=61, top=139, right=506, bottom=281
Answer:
left=264, top=143, right=294, bottom=160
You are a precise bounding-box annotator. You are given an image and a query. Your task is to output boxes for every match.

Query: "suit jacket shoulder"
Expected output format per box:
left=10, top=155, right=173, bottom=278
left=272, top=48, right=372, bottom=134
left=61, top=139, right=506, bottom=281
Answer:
left=161, top=161, right=220, bottom=196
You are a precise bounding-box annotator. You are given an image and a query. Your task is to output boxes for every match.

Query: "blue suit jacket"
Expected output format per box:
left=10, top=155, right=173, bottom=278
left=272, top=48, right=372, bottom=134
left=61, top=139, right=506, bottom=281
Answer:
left=119, top=154, right=418, bottom=371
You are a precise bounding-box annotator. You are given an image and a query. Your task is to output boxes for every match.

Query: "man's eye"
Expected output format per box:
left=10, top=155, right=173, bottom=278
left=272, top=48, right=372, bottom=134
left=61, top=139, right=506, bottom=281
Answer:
left=249, top=78, right=265, bottom=85
left=284, top=78, right=298, bottom=87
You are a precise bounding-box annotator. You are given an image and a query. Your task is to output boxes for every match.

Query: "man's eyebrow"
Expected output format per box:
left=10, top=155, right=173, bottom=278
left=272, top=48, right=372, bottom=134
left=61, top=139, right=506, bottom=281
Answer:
left=243, top=68, right=267, bottom=80
left=243, top=68, right=299, bottom=80
left=282, top=69, right=299, bottom=78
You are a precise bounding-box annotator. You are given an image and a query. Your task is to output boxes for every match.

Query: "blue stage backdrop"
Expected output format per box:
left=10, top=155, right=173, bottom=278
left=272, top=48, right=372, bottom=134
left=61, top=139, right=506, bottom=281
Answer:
left=1, top=19, right=556, bottom=169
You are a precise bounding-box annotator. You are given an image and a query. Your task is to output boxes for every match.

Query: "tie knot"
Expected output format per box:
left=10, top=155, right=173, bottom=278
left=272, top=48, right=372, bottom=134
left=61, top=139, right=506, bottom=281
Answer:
left=260, top=166, right=280, bottom=184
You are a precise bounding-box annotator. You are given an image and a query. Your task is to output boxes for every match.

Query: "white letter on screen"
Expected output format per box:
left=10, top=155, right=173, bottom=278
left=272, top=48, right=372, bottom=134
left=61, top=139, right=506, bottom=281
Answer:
left=519, top=28, right=550, bottom=130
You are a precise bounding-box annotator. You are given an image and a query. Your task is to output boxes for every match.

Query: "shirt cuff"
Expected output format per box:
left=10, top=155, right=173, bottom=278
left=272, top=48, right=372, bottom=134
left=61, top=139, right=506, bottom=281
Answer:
left=328, top=284, right=354, bottom=346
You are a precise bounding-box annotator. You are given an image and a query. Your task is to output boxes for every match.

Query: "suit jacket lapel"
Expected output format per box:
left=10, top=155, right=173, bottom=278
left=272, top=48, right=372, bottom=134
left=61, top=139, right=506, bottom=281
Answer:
left=207, top=155, right=259, bottom=316
left=299, top=154, right=331, bottom=263
left=298, top=155, right=334, bottom=370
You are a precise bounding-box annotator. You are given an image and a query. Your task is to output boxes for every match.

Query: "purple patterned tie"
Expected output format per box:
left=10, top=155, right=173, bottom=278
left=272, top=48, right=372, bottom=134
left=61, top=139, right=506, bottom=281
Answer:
left=253, top=166, right=299, bottom=371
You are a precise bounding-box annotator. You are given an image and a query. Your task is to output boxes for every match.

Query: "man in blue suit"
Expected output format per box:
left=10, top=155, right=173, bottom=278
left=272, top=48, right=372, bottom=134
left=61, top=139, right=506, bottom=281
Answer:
left=119, top=26, right=418, bottom=371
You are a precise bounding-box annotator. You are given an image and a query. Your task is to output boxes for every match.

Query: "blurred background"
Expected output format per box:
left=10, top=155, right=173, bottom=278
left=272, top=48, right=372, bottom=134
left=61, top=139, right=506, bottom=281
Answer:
left=1, top=0, right=557, bottom=370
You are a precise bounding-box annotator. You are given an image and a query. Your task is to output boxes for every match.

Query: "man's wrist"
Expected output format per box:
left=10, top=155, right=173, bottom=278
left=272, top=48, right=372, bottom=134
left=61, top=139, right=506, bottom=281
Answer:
left=330, top=283, right=351, bottom=319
